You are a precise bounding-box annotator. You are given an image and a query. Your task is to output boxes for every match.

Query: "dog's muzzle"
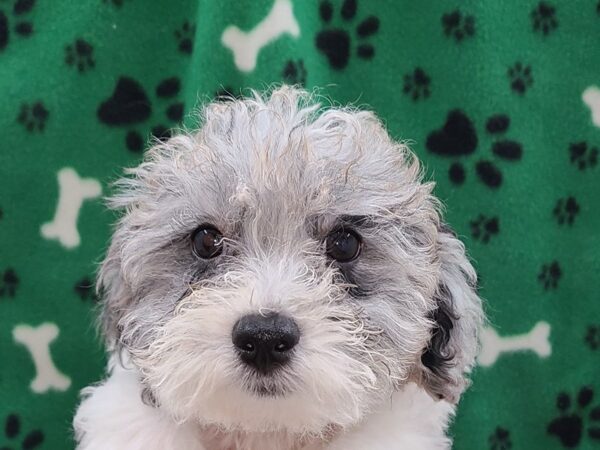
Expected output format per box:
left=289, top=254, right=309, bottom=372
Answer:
left=232, top=313, right=300, bottom=374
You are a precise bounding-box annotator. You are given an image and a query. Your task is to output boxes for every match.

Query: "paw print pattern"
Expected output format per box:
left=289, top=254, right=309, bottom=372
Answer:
left=0, top=268, right=19, bottom=297
left=1, top=413, right=44, bottom=449
left=470, top=215, right=499, bottom=243
left=569, top=142, right=598, bottom=170
left=282, top=59, right=307, bottom=86
left=547, top=387, right=600, bottom=447
left=427, top=110, right=477, bottom=156
left=403, top=68, right=431, bottom=101
left=553, top=196, right=580, bottom=225
left=538, top=260, right=561, bottom=290
left=442, top=10, right=475, bottom=42
left=0, top=0, right=36, bottom=51
left=507, top=62, right=533, bottom=94
left=585, top=325, right=600, bottom=350
left=103, top=0, right=128, bottom=6
left=97, top=76, right=185, bottom=152
left=427, top=109, right=476, bottom=185
left=17, top=101, right=48, bottom=132
left=65, top=38, right=95, bottom=72
left=489, top=426, right=512, bottom=450
left=174, top=21, right=195, bottom=54
left=531, top=2, right=558, bottom=36
left=315, top=0, right=380, bottom=70
left=74, top=276, right=97, bottom=302
left=478, top=115, right=523, bottom=187
left=426, top=111, right=523, bottom=188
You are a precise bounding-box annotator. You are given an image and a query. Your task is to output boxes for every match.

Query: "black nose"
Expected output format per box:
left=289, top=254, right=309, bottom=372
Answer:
left=232, top=313, right=300, bottom=374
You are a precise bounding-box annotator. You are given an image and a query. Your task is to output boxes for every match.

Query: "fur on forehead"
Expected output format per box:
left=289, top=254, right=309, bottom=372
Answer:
left=111, top=86, right=435, bottom=234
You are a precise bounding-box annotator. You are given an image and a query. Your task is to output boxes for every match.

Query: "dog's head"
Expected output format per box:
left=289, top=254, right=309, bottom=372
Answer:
left=98, top=87, right=483, bottom=434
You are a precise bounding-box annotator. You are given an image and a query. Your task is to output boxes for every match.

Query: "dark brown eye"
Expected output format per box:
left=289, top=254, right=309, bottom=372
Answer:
left=192, top=224, right=223, bottom=259
left=326, top=228, right=362, bottom=262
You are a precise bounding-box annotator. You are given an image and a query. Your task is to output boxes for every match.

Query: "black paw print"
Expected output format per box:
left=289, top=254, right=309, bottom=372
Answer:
left=585, top=325, right=600, bottom=350
left=315, top=0, right=380, bottom=70
left=0, top=0, right=36, bottom=52
left=507, top=62, right=533, bottom=94
left=1, top=413, right=44, bottom=449
left=65, top=38, right=95, bottom=72
left=97, top=76, right=184, bottom=152
left=569, top=142, right=598, bottom=170
left=489, top=426, right=512, bottom=450
left=427, top=111, right=523, bottom=188
left=403, top=68, right=431, bottom=101
left=553, top=196, right=579, bottom=225
left=548, top=387, right=600, bottom=447
left=538, top=260, right=561, bottom=290
left=17, top=101, right=48, bottom=132
left=470, top=215, right=499, bottom=243
left=283, top=59, right=307, bottom=86
left=74, top=276, right=97, bottom=302
left=174, top=21, right=195, bottom=54
left=597, top=1, right=600, bottom=16
left=0, top=268, right=19, bottom=298
left=103, top=0, right=128, bottom=6
left=442, top=10, right=475, bottom=42
left=531, top=2, right=558, bottom=35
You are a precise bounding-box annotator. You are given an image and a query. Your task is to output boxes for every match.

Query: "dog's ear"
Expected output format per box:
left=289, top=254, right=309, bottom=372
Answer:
left=418, top=225, right=484, bottom=403
left=96, top=225, right=133, bottom=347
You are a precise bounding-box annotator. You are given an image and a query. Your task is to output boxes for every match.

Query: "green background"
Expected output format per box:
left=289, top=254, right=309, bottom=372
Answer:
left=0, top=0, right=599, bottom=448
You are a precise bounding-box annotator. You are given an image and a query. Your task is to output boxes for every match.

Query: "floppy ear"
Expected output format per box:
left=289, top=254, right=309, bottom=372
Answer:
left=96, top=225, right=134, bottom=347
left=419, top=225, right=484, bottom=403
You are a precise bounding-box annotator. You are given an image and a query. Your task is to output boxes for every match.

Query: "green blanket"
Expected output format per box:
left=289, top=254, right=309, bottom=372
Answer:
left=1, top=0, right=599, bottom=448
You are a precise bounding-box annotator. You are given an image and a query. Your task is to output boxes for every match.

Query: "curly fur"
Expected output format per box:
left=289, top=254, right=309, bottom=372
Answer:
left=74, top=87, right=484, bottom=450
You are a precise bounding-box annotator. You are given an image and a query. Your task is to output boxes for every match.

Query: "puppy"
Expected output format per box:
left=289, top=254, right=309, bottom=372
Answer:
left=73, top=87, right=483, bottom=450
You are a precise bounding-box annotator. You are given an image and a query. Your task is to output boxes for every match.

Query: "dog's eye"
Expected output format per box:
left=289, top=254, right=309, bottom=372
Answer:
left=192, top=224, right=224, bottom=259
left=326, top=228, right=362, bottom=262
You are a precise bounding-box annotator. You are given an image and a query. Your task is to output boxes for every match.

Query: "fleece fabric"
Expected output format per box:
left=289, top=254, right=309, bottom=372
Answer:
left=0, top=1, right=599, bottom=449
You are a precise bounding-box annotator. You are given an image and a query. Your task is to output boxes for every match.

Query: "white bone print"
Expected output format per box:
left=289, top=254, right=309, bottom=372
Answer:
left=582, top=86, right=600, bottom=127
left=13, top=323, right=72, bottom=393
left=40, top=167, right=101, bottom=249
left=478, top=321, right=551, bottom=367
left=222, top=0, right=300, bottom=72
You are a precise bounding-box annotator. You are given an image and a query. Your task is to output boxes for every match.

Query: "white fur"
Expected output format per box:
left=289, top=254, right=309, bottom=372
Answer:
left=74, top=356, right=453, bottom=449
left=74, top=357, right=203, bottom=450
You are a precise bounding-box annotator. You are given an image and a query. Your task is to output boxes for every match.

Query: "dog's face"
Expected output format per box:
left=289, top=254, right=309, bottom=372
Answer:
left=99, top=88, right=483, bottom=434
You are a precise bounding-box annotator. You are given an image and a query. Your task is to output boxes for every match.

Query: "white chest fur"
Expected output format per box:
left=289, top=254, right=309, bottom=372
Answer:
left=74, top=358, right=454, bottom=450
